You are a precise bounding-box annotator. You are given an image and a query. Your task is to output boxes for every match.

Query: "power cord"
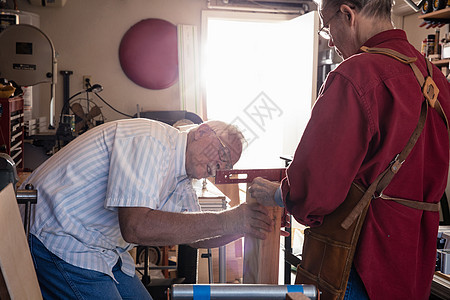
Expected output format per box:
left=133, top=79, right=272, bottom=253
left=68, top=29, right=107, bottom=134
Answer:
left=93, top=92, right=133, bottom=118
left=85, top=81, right=133, bottom=118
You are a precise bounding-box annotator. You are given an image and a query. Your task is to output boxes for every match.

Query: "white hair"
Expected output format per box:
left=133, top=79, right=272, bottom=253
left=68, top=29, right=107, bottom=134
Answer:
left=204, top=120, right=247, bottom=160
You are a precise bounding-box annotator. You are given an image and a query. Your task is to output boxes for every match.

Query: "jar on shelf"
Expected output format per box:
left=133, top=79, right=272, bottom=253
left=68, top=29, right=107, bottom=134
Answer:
left=426, top=34, right=436, bottom=58
left=421, top=38, right=428, bottom=56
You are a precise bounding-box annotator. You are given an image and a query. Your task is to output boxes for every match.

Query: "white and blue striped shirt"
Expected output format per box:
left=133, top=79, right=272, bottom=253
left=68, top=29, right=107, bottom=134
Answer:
left=22, top=119, right=200, bottom=280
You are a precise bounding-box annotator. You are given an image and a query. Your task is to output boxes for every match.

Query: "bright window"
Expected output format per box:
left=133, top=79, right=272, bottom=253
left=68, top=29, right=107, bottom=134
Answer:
left=202, top=10, right=319, bottom=169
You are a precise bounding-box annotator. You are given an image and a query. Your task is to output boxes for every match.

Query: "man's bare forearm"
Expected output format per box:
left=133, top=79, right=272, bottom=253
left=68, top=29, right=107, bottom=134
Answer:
left=119, top=203, right=272, bottom=246
left=189, top=233, right=243, bottom=249
left=119, top=208, right=231, bottom=246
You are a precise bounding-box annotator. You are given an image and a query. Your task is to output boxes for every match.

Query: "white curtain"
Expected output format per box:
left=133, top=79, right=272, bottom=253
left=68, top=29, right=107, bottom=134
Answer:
left=177, top=24, right=203, bottom=118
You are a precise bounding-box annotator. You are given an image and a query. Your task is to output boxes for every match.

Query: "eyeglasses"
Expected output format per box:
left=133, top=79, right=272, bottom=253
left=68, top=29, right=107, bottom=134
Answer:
left=318, top=10, right=340, bottom=40
left=213, top=130, right=233, bottom=170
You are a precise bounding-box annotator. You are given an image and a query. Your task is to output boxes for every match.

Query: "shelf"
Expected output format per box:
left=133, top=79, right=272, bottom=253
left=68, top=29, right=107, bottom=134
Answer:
left=431, top=272, right=450, bottom=300
left=431, top=58, right=450, bottom=66
left=419, top=7, right=450, bottom=19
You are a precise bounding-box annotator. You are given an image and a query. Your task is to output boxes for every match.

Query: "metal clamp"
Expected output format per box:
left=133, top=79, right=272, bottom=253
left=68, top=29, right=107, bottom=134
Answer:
left=390, top=154, right=404, bottom=174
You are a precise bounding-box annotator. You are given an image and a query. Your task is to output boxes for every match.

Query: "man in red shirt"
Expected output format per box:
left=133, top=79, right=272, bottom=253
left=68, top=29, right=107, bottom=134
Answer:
left=249, top=0, right=450, bottom=299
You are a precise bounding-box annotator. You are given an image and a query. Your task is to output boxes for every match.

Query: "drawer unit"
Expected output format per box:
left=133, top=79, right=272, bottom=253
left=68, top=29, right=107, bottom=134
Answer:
left=0, top=95, right=24, bottom=170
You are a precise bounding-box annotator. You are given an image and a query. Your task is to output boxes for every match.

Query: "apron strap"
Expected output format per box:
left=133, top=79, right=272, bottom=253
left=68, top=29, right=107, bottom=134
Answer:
left=379, top=194, right=439, bottom=211
left=341, top=46, right=448, bottom=230
left=360, top=46, right=448, bottom=134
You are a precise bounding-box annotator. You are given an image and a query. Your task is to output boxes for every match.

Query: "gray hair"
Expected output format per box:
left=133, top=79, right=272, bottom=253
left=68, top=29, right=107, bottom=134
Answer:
left=204, top=120, right=247, bottom=160
left=320, top=0, right=393, bottom=20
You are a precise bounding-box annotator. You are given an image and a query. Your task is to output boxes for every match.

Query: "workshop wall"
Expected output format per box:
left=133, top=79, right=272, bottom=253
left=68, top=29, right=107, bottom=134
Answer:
left=402, top=12, right=448, bottom=53
left=15, top=0, right=206, bottom=124
left=11, top=0, right=448, bottom=126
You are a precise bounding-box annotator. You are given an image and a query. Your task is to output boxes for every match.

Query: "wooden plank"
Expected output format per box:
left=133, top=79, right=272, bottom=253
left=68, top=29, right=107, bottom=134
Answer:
left=286, top=292, right=312, bottom=300
left=0, top=184, right=42, bottom=299
left=243, top=185, right=282, bottom=283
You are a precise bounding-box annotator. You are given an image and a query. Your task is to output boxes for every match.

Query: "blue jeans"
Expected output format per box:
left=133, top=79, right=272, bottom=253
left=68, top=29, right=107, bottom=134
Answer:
left=344, top=265, right=369, bottom=300
left=29, top=234, right=152, bottom=300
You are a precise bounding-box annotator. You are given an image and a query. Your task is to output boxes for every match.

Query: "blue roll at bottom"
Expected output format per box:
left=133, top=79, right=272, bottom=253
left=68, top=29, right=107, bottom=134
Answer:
left=171, top=284, right=318, bottom=300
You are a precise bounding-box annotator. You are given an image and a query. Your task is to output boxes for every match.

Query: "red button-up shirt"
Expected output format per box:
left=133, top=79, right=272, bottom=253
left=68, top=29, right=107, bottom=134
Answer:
left=282, top=30, right=449, bottom=300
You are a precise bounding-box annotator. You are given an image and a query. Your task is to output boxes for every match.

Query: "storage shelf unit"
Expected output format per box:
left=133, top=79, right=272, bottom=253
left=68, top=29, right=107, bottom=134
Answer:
left=432, top=58, right=450, bottom=66
left=419, top=9, right=450, bottom=73
left=0, top=95, right=25, bottom=170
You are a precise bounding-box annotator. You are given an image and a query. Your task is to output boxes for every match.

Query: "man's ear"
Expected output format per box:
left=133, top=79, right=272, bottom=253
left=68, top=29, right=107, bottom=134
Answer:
left=193, top=123, right=213, bottom=140
left=340, top=4, right=356, bottom=26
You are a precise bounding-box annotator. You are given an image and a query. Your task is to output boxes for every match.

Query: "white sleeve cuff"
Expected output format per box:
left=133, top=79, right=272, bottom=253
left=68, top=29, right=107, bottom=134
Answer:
left=274, top=187, right=284, bottom=207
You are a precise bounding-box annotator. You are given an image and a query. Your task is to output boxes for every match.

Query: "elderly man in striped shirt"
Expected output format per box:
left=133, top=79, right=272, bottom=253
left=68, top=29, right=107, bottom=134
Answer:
left=22, top=118, right=272, bottom=299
